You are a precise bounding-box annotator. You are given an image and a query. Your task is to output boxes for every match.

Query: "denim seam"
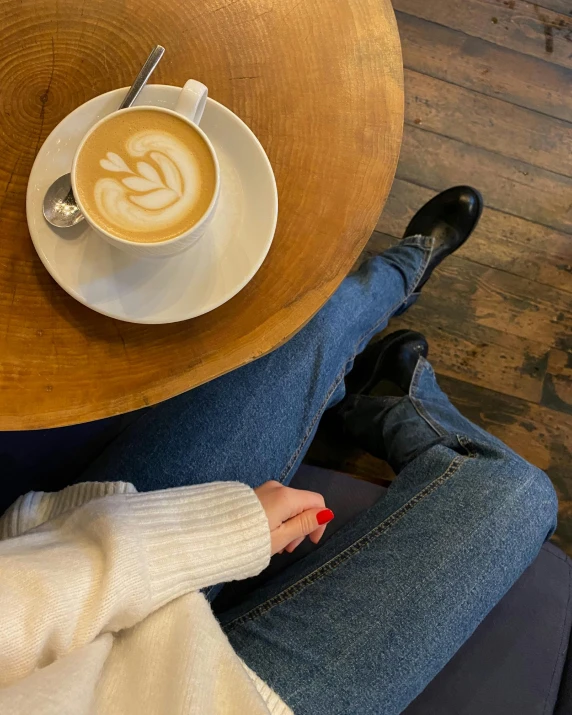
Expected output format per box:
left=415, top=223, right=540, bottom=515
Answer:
left=225, top=454, right=466, bottom=631
left=543, top=559, right=572, bottom=715
left=407, top=374, right=477, bottom=455
left=413, top=396, right=447, bottom=436
left=284, top=471, right=544, bottom=705
left=457, top=434, right=477, bottom=458
left=277, top=238, right=434, bottom=485
left=408, top=359, right=448, bottom=437
left=277, top=369, right=346, bottom=483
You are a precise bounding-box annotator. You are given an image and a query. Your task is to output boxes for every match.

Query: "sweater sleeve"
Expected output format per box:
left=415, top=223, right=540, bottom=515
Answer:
left=0, top=481, right=270, bottom=687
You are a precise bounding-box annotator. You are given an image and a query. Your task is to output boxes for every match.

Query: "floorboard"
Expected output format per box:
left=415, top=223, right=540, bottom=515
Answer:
left=307, top=0, right=572, bottom=556
left=534, top=0, right=572, bottom=15
left=395, top=0, right=572, bottom=69
left=398, top=11, right=572, bottom=120
left=403, top=70, right=572, bottom=177
left=398, top=125, right=572, bottom=233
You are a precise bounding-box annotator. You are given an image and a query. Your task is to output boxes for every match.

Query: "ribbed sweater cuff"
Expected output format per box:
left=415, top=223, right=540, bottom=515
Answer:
left=0, top=481, right=137, bottom=540
left=125, top=482, right=271, bottom=609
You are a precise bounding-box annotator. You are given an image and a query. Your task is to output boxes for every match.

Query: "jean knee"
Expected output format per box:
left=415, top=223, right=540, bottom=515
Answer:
left=490, top=453, right=558, bottom=542
left=527, top=465, right=558, bottom=539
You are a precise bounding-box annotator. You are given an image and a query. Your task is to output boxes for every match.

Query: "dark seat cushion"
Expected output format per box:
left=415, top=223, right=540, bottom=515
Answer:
left=404, top=539, right=572, bottom=714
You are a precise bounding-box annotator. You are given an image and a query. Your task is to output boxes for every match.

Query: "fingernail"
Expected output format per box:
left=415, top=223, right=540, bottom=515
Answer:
left=316, top=508, right=334, bottom=525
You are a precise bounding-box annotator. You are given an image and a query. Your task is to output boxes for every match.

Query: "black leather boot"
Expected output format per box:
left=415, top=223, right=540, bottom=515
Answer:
left=405, top=186, right=483, bottom=291
left=346, top=330, right=429, bottom=397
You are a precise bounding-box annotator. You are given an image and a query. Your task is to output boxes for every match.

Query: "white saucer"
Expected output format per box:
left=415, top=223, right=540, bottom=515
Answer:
left=26, top=85, right=278, bottom=324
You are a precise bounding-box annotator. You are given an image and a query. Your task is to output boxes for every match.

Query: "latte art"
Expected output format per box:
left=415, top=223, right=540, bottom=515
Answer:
left=75, top=110, right=217, bottom=243
left=95, top=131, right=201, bottom=232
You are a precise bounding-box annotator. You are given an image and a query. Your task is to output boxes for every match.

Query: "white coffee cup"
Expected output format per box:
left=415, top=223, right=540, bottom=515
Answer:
left=72, top=80, right=221, bottom=258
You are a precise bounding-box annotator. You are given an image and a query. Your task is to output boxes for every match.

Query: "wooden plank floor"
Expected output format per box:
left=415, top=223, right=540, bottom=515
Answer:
left=307, top=0, right=572, bottom=556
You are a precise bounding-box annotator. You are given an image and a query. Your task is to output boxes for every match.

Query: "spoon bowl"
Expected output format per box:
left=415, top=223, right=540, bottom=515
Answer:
left=42, top=173, right=84, bottom=228
left=42, top=45, right=165, bottom=229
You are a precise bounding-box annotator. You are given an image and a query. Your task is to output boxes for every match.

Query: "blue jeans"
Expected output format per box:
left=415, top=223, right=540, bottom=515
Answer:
left=16, top=237, right=558, bottom=714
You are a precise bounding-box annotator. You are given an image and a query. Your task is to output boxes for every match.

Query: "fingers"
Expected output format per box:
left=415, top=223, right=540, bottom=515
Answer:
left=283, top=522, right=327, bottom=553
left=309, top=523, right=327, bottom=544
left=282, top=487, right=326, bottom=521
left=284, top=536, right=305, bottom=553
left=255, top=482, right=326, bottom=531
left=271, top=507, right=334, bottom=554
left=255, top=481, right=334, bottom=556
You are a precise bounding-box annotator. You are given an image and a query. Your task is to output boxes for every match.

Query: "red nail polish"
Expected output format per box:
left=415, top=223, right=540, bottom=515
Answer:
left=316, top=508, right=334, bottom=525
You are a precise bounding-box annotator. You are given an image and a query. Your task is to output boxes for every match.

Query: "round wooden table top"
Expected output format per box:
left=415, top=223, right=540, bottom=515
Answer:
left=0, top=0, right=403, bottom=429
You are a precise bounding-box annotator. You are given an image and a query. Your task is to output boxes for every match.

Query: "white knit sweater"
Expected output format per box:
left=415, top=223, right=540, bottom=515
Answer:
left=0, top=481, right=293, bottom=715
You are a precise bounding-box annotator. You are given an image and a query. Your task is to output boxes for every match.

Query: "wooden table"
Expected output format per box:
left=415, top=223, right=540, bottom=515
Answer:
left=0, top=0, right=403, bottom=429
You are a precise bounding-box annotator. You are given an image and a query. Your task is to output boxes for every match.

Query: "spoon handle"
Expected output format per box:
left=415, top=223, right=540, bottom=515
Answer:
left=118, top=45, right=165, bottom=110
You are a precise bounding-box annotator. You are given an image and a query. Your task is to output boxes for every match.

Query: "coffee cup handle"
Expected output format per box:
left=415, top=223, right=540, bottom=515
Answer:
left=174, top=80, right=208, bottom=125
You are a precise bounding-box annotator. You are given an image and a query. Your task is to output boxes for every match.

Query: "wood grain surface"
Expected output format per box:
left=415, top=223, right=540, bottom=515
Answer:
left=0, top=0, right=404, bottom=428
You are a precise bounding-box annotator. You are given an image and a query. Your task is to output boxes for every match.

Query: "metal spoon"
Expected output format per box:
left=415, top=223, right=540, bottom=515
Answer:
left=43, top=45, right=165, bottom=228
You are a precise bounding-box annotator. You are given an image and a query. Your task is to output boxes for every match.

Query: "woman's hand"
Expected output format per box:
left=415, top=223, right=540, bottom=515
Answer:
left=254, top=480, right=334, bottom=556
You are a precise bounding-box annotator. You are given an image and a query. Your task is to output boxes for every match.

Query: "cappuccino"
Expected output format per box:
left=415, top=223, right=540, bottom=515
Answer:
left=75, top=109, right=217, bottom=243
